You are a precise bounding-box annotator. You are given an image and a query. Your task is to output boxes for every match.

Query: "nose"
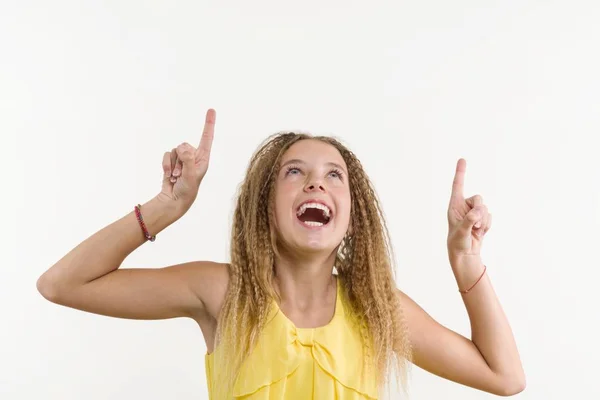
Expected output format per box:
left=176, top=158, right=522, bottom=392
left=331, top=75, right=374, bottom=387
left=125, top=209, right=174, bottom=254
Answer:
left=304, top=177, right=326, bottom=193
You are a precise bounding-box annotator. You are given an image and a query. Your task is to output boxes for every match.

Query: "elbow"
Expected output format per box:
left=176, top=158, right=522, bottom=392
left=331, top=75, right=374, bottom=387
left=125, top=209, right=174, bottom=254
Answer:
left=36, top=272, right=63, bottom=303
left=497, top=373, right=526, bottom=396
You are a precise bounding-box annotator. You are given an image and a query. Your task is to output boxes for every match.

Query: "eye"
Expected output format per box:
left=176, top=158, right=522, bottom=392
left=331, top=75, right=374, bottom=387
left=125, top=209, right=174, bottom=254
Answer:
left=285, top=165, right=302, bottom=176
left=328, top=168, right=344, bottom=180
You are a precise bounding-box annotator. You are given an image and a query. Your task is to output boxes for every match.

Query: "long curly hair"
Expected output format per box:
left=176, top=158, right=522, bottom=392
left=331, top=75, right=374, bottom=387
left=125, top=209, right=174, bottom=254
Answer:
left=212, top=132, right=412, bottom=398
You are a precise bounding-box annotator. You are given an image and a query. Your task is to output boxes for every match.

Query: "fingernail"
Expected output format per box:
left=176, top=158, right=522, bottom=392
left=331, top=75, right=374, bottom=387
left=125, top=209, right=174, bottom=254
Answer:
left=173, top=169, right=180, bottom=176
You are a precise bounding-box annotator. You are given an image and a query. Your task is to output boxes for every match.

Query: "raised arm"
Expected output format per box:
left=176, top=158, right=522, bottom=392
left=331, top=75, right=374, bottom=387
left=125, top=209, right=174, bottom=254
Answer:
left=36, top=109, right=227, bottom=322
left=399, top=159, right=525, bottom=396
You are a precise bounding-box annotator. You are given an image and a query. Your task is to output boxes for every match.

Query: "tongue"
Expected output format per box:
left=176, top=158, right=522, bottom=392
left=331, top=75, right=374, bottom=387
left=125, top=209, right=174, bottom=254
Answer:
left=298, top=208, right=328, bottom=224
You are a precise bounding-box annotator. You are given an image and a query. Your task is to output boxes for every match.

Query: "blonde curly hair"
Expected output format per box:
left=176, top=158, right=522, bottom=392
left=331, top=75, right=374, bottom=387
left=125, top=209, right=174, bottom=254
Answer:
left=213, top=132, right=412, bottom=397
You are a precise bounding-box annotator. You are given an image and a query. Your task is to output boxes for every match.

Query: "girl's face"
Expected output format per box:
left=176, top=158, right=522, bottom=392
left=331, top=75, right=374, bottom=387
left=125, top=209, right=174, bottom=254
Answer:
left=273, top=139, right=351, bottom=256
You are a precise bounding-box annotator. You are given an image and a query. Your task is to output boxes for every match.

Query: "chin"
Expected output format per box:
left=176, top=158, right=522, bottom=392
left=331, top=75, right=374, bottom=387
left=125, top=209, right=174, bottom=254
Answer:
left=291, top=230, right=344, bottom=256
left=299, top=239, right=336, bottom=253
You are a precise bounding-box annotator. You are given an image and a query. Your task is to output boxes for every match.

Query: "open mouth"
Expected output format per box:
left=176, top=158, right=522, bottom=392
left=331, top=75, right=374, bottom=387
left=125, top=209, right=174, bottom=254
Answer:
left=296, top=202, right=332, bottom=227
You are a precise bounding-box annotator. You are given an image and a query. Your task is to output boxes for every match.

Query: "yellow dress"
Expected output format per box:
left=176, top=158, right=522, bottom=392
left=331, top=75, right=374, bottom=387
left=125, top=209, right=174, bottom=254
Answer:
left=205, top=277, right=378, bottom=399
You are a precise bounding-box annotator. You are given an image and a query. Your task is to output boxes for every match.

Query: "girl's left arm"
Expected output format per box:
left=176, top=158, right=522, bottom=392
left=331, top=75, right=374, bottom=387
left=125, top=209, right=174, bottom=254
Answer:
left=399, top=258, right=525, bottom=396
left=398, top=159, right=525, bottom=396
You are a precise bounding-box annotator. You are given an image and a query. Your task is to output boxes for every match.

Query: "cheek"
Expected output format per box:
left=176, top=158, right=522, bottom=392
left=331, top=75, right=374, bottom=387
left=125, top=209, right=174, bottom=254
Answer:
left=339, top=207, right=352, bottom=229
left=334, top=191, right=352, bottom=227
left=273, top=189, right=293, bottom=222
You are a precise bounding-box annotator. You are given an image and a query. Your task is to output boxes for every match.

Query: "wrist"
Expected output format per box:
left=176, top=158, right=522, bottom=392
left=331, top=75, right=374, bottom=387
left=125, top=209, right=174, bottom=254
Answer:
left=449, top=255, right=486, bottom=292
left=448, top=252, right=482, bottom=269
left=138, top=195, right=185, bottom=234
left=153, top=193, right=190, bottom=219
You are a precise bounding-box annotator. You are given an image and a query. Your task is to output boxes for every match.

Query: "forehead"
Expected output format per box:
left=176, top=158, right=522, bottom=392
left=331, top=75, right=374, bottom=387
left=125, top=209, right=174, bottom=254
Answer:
left=281, top=139, right=346, bottom=167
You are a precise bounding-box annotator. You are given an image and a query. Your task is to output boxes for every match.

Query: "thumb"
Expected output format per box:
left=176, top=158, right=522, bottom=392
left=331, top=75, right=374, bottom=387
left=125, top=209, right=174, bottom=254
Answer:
left=460, top=207, right=482, bottom=234
left=175, top=144, right=196, bottom=180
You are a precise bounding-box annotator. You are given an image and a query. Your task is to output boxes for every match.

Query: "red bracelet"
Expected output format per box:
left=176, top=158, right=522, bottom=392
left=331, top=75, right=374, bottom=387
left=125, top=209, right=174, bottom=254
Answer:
left=134, top=204, right=156, bottom=242
left=459, top=265, right=486, bottom=294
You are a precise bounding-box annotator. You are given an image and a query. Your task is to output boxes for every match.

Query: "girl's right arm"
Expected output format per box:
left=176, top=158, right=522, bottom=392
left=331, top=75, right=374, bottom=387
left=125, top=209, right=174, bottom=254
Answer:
left=36, top=109, right=226, bottom=322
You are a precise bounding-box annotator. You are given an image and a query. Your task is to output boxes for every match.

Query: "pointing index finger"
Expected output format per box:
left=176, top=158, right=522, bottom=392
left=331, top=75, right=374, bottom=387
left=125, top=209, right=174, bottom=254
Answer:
left=197, top=108, right=216, bottom=155
left=451, top=158, right=466, bottom=200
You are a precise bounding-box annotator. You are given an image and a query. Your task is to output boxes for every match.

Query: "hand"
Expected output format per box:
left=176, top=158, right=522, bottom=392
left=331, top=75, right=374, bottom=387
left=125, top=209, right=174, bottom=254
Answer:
left=446, top=158, right=492, bottom=260
left=157, top=109, right=216, bottom=212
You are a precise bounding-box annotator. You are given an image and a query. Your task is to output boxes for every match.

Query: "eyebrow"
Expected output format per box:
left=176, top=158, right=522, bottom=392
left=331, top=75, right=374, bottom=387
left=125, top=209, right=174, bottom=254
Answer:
left=280, top=159, right=348, bottom=174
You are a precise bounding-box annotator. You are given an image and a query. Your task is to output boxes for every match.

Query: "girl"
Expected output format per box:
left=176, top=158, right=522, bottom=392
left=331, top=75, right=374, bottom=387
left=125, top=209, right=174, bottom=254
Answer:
left=37, top=109, right=525, bottom=399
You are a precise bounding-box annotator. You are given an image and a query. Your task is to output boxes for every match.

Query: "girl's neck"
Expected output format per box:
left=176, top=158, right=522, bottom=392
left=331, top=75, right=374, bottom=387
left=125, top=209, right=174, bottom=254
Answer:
left=272, top=252, right=337, bottom=310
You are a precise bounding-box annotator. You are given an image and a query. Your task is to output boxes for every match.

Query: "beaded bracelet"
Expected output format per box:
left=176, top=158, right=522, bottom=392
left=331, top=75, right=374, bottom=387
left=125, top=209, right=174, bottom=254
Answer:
left=459, top=265, right=486, bottom=294
left=134, top=204, right=156, bottom=242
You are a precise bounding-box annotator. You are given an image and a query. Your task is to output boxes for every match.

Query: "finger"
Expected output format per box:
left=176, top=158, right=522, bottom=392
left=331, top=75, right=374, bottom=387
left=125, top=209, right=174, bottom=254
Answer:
left=196, top=108, right=216, bottom=160
left=451, top=158, right=467, bottom=201
left=176, top=143, right=196, bottom=180
left=473, top=204, right=488, bottom=229
left=466, top=194, right=484, bottom=209
left=474, top=213, right=487, bottom=236
left=483, top=213, right=492, bottom=234
left=169, top=148, right=180, bottom=183
left=170, top=149, right=179, bottom=176
left=162, top=151, right=172, bottom=178
left=473, top=212, right=489, bottom=239
left=461, top=205, right=484, bottom=234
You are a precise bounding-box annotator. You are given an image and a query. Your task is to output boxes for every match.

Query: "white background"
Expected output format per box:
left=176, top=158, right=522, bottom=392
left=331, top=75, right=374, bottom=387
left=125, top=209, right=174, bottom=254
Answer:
left=2, top=1, right=599, bottom=399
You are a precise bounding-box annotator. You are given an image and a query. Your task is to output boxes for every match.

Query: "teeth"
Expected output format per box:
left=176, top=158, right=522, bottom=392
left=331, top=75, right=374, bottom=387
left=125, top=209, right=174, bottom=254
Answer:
left=296, top=202, right=331, bottom=218
left=304, top=221, right=324, bottom=227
